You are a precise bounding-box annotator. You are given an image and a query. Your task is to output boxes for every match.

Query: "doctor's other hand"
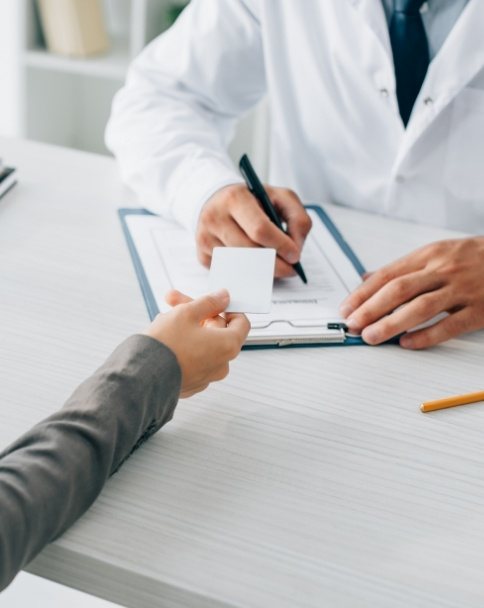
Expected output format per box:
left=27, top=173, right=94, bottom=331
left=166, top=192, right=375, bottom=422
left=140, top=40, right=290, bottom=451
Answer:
left=339, top=237, right=484, bottom=349
left=196, top=184, right=312, bottom=278
left=144, top=289, right=250, bottom=398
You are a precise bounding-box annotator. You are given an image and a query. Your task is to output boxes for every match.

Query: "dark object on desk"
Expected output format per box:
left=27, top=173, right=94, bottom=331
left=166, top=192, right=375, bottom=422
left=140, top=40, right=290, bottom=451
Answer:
left=0, top=166, right=17, bottom=200
left=239, top=154, right=308, bottom=284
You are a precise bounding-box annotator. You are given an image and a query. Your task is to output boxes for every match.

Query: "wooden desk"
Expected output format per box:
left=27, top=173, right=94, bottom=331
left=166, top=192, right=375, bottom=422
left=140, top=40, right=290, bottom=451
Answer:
left=1, top=138, right=484, bottom=607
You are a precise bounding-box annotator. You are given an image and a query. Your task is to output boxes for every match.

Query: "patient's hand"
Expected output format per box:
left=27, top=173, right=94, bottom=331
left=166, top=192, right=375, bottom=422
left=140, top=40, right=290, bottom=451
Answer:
left=339, top=237, right=484, bottom=349
left=144, top=289, right=250, bottom=397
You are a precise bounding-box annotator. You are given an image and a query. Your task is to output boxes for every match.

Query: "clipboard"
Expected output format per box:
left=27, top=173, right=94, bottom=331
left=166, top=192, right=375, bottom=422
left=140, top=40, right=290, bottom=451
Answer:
left=119, top=205, right=367, bottom=348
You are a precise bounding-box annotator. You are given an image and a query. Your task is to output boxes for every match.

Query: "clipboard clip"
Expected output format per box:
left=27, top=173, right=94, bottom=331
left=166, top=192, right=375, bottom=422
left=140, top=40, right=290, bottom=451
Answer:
left=327, top=322, right=348, bottom=332
left=248, top=319, right=352, bottom=346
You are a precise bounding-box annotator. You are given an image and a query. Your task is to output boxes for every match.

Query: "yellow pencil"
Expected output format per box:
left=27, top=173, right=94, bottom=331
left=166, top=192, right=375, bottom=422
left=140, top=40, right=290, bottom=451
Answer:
left=420, top=390, right=484, bottom=413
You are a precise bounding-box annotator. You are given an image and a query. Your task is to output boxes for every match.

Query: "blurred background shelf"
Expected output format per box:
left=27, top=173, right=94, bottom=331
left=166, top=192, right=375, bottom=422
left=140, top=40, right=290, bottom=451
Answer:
left=8, top=0, right=185, bottom=154
left=24, top=37, right=131, bottom=80
left=0, top=0, right=268, bottom=175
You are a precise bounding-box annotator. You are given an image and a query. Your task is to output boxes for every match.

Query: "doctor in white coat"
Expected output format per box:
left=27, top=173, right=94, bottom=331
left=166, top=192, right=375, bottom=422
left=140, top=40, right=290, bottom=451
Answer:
left=106, top=0, right=484, bottom=349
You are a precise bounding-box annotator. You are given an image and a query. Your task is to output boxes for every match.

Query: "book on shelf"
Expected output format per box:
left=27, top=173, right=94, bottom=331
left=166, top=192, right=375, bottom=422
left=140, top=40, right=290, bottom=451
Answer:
left=0, top=160, right=17, bottom=200
left=36, top=0, right=110, bottom=58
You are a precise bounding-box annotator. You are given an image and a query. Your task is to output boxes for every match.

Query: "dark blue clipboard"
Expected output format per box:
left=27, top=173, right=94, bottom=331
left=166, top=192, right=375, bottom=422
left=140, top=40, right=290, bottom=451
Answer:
left=119, top=205, right=368, bottom=348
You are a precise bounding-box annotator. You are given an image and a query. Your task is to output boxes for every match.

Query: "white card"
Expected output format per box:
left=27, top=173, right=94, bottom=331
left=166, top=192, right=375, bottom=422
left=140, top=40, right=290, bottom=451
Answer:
left=208, top=247, right=276, bottom=313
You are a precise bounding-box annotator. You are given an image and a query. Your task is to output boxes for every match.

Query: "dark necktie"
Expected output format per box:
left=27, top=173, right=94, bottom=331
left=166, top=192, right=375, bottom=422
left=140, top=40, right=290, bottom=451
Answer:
left=389, top=0, right=430, bottom=126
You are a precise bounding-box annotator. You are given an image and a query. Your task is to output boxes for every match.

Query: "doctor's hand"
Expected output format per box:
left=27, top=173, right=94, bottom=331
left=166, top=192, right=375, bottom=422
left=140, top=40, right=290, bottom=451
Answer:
left=339, top=237, right=484, bottom=349
left=196, top=184, right=312, bottom=278
left=144, top=289, right=250, bottom=398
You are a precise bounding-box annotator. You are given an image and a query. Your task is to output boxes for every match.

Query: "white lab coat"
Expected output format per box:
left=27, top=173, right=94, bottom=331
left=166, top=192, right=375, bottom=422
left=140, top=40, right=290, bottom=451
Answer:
left=106, top=0, right=484, bottom=235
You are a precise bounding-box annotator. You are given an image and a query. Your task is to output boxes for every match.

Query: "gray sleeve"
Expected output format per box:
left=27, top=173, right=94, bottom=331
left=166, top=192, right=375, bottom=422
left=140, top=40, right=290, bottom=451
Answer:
left=0, top=334, right=181, bottom=591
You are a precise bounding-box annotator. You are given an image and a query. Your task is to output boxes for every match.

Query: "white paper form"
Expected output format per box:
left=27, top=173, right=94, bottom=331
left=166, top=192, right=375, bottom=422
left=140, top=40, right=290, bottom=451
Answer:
left=125, top=209, right=363, bottom=344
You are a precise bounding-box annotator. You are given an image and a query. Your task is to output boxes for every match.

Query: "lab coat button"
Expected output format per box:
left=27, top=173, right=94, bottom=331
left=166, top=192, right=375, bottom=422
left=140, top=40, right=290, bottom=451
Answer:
left=379, top=88, right=389, bottom=98
left=424, top=96, right=434, bottom=106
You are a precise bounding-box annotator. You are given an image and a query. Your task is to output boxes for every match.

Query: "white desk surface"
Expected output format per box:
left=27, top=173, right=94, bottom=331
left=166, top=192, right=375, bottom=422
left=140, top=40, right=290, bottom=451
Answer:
left=1, top=137, right=484, bottom=608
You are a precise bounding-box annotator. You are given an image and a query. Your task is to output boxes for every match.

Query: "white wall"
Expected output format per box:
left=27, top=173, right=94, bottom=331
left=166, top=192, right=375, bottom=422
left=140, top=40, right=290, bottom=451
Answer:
left=0, top=1, right=23, bottom=137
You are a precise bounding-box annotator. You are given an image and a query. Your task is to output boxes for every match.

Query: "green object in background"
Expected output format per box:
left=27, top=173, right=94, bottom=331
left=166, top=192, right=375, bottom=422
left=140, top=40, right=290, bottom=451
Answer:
left=166, top=1, right=189, bottom=26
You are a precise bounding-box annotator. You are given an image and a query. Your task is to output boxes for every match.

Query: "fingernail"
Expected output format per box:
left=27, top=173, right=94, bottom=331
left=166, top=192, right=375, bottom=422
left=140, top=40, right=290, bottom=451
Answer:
left=345, top=316, right=358, bottom=330
left=339, top=304, right=354, bottom=318
left=287, top=252, right=299, bottom=264
left=362, top=327, right=379, bottom=344
left=400, top=335, right=412, bottom=349
left=212, top=289, right=230, bottom=301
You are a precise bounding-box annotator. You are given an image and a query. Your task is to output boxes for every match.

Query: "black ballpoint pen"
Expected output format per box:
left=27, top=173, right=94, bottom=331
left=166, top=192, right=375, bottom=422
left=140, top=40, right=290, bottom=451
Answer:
left=239, top=154, right=307, bottom=284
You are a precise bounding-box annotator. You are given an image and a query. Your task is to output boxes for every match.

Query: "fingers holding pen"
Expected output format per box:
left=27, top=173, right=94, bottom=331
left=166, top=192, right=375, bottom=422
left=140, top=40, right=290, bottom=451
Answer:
left=196, top=181, right=311, bottom=280
left=265, top=185, right=312, bottom=251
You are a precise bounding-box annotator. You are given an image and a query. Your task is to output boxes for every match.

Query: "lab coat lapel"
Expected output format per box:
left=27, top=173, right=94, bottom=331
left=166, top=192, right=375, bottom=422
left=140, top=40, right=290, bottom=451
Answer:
left=403, top=0, right=484, bottom=151
left=346, top=0, right=393, bottom=61
left=345, top=0, right=401, bottom=125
